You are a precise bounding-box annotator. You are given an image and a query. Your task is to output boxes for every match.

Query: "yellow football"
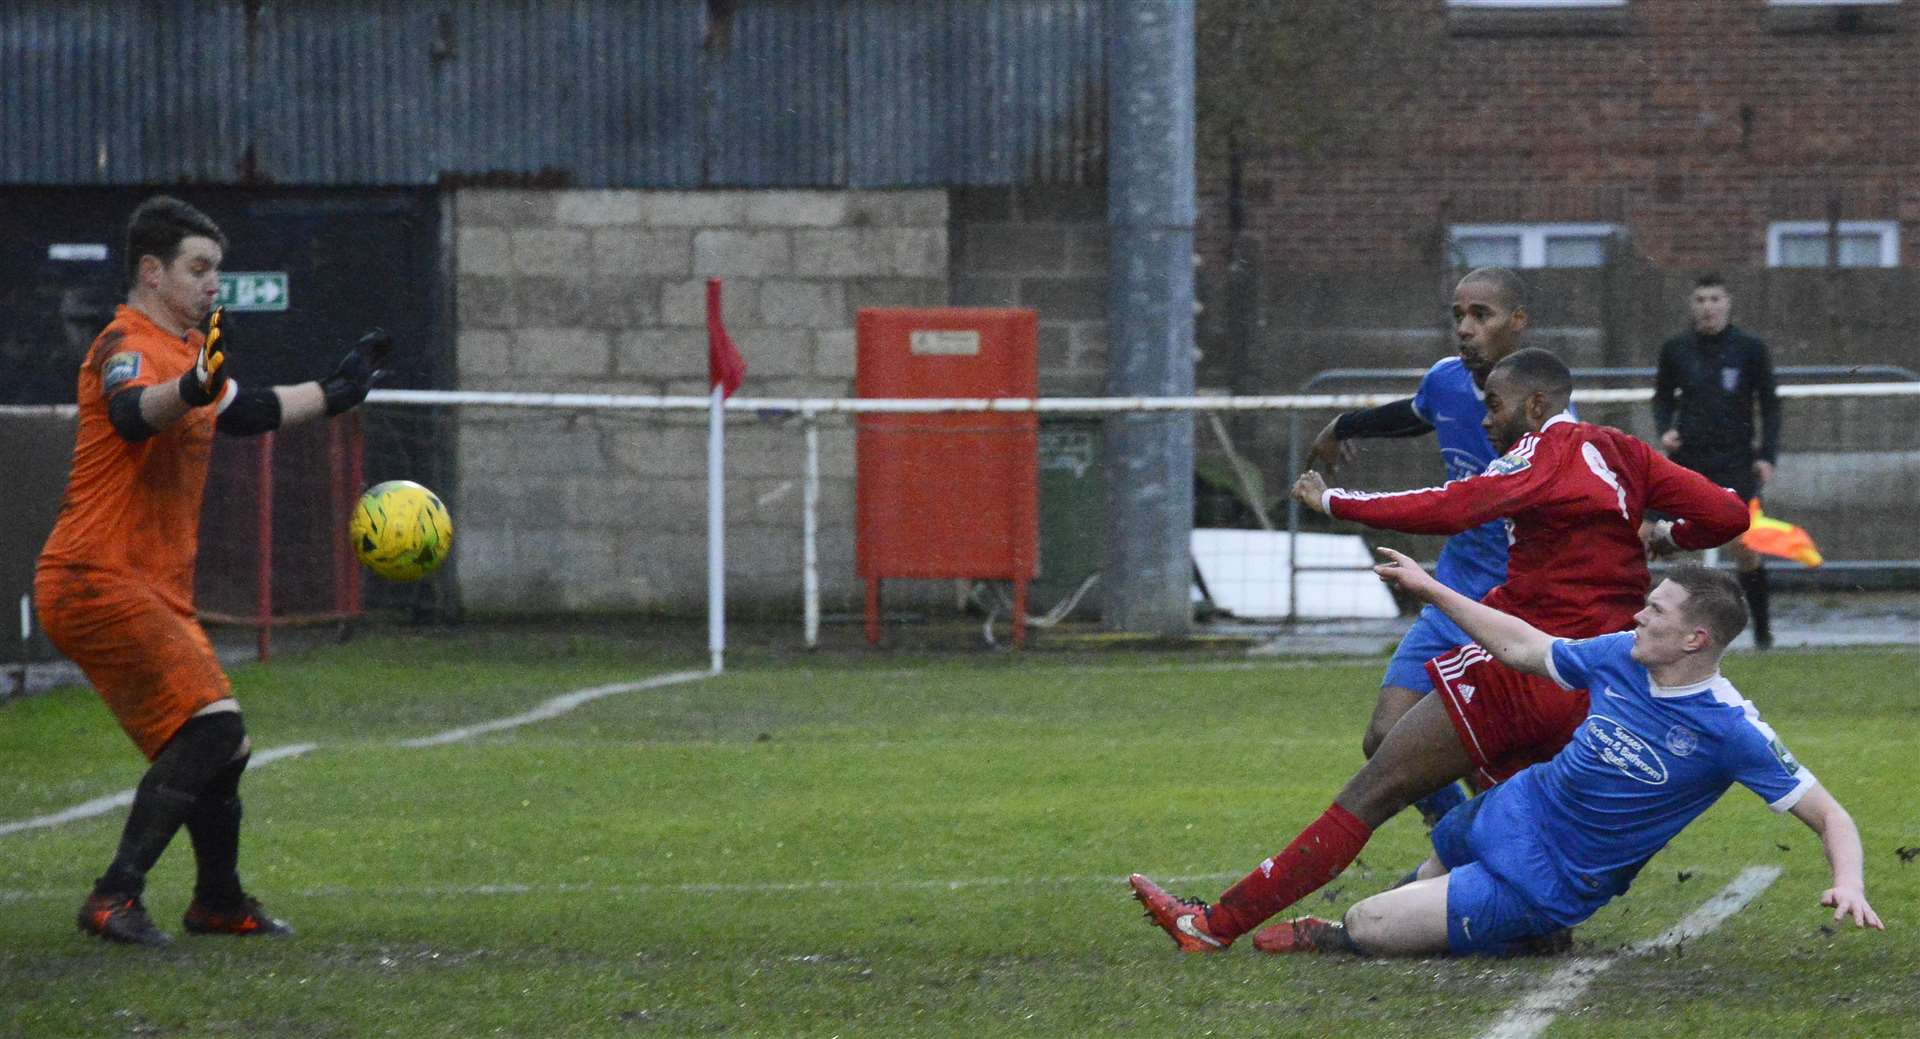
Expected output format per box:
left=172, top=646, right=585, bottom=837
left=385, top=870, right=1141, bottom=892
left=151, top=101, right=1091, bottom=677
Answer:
left=349, top=480, right=453, bottom=582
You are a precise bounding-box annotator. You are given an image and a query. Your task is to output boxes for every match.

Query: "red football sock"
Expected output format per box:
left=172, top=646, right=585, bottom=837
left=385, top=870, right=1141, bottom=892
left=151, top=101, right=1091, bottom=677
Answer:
left=1208, top=803, right=1374, bottom=940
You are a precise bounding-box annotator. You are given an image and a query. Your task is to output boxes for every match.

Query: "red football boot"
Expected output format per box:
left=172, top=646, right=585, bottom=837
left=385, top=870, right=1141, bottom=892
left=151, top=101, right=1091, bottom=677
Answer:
left=1128, top=873, right=1230, bottom=953
left=1250, top=915, right=1343, bottom=954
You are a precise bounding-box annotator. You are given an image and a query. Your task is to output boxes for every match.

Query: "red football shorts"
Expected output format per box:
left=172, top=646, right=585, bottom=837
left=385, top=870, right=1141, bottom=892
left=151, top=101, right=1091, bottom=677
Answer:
left=35, top=570, right=232, bottom=762
left=1424, top=643, right=1590, bottom=788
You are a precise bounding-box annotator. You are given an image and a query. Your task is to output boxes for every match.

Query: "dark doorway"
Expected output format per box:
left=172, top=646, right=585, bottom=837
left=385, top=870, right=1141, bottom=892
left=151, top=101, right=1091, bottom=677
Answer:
left=0, top=187, right=453, bottom=626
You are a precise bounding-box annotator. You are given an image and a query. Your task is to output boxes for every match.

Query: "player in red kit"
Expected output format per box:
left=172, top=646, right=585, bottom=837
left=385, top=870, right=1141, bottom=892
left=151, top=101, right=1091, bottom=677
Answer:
left=1128, top=347, right=1752, bottom=953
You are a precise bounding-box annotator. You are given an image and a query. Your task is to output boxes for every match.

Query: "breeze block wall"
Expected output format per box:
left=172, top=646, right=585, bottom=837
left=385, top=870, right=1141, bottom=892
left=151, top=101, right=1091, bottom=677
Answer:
left=451, top=189, right=948, bottom=614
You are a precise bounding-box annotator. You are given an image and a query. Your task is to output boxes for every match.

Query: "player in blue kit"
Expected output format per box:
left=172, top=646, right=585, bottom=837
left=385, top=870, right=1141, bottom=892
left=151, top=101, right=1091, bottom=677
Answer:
left=1251, top=549, right=1882, bottom=957
left=1307, top=266, right=1533, bottom=822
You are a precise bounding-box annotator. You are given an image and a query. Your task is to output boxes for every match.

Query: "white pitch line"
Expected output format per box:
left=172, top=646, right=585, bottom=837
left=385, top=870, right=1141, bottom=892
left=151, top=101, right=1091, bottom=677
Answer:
left=1477, top=865, right=1783, bottom=1039
left=0, top=742, right=318, bottom=838
left=0, top=870, right=1245, bottom=904
left=2, top=668, right=714, bottom=837
left=398, top=670, right=710, bottom=747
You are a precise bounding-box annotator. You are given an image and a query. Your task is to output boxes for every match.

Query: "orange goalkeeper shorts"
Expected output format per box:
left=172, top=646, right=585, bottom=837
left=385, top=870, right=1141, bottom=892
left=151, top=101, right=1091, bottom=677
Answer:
left=34, top=568, right=232, bottom=762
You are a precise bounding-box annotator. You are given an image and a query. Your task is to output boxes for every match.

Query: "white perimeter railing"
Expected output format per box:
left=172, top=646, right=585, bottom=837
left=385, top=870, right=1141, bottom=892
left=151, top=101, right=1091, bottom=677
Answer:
left=379, top=382, right=1920, bottom=646
left=10, top=381, right=1917, bottom=648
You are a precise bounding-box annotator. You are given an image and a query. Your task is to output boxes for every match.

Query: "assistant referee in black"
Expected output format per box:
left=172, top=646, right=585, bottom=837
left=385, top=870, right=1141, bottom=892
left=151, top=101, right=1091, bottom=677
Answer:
left=1652, top=273, right=1782, bottom=648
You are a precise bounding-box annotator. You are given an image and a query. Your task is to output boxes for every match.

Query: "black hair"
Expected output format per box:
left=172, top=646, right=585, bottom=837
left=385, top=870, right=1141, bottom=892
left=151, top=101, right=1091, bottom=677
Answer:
left=1488, top=346, right=1572, bottom=403
left=125, top=195, right=226, bottom=288
left=1459, top=266, right=1528, bottom=312
left=1693, top=272, right=1727, bottom=292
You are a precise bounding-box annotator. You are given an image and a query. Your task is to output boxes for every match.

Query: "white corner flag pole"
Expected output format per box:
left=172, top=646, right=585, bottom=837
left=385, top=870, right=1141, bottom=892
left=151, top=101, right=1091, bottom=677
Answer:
left=708, top=381, right=726, bottom=674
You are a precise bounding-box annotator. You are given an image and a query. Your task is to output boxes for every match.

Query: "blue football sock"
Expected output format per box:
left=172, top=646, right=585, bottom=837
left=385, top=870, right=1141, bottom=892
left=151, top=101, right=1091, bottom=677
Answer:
left=1414, top=781, right=1467, bottom=824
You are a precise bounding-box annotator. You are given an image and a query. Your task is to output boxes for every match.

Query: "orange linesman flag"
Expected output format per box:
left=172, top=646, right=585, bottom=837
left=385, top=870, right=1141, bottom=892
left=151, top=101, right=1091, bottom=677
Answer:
left=1741, top=498, right=1823, bottom=568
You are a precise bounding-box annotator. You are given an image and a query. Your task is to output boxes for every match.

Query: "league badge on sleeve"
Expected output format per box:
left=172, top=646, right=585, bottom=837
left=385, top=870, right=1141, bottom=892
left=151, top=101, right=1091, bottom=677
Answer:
left=101, top=352, right=142, bottom=394
left=1486, top=453, right=1532, bottom=476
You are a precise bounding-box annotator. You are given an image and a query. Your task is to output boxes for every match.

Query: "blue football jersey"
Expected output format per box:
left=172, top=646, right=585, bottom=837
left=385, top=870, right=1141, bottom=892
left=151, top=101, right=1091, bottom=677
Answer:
left=1408, top=358, right=1507, bottom=598
left=1465, top=632, right=1816, bottom=927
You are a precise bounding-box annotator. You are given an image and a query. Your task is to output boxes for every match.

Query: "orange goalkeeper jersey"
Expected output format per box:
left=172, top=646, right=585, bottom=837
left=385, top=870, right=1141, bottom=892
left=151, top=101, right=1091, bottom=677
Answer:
left=37, top=304, right=218, bottom=616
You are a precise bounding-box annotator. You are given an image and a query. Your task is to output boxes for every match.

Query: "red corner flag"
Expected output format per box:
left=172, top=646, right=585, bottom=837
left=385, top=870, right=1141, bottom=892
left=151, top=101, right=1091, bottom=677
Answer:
left=707, top=277, right=746, bottom=399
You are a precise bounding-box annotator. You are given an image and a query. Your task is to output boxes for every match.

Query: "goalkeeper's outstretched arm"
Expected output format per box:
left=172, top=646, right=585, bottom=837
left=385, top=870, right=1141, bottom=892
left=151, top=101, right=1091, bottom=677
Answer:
left=1371, top=546, right=1554, bottom=677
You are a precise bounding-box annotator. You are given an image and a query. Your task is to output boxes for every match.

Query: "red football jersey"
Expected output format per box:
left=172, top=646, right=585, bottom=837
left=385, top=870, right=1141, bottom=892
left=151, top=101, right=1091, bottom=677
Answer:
left=1327, top=414, right=1751, bottom=638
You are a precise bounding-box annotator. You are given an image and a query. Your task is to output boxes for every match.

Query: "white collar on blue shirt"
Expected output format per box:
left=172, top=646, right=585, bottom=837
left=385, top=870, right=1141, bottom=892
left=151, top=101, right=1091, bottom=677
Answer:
left=1649, top=671, right=1726, bottom=699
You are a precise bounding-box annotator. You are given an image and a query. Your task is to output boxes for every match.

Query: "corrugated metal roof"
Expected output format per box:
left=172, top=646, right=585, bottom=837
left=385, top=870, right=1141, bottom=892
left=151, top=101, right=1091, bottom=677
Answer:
left=843, top=0, right=1103, bottom=186
left=0, top=0, right=1105, bottom=188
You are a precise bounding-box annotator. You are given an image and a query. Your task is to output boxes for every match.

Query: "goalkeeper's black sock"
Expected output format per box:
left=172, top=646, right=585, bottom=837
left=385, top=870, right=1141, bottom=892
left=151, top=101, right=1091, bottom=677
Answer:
left=1738, top=567, right=1772, bottom=649
left=186, top=754, right=249, bottom=909
left=94, top=713, right=246, bottom=898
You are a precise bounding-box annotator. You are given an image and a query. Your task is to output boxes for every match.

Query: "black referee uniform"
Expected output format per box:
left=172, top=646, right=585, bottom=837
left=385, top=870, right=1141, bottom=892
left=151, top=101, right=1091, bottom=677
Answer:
left=1651, top=322, right=1782, bottom=645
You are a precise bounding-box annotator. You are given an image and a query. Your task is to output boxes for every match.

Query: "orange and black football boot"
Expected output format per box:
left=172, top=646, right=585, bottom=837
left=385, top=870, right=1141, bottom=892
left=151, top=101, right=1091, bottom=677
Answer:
left=77, top=892, right=172, bottom=947
left=182, top=894, right=294, bottom=937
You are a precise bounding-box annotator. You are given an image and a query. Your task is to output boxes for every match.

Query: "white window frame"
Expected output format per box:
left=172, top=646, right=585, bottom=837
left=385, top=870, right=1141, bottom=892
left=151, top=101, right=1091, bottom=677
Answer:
left=1766, top=220, right=1900, bottom=268
left=1449, top=223, right=1623, bottom=269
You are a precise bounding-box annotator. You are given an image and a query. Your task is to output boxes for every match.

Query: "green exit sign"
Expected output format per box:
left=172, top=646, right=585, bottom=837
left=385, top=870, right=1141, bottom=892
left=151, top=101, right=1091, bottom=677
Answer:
left=217, top=272, right=289, bottom=312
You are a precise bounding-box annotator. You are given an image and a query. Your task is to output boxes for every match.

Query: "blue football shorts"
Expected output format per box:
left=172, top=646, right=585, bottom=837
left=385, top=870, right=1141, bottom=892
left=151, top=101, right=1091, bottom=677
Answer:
left=1443, top=862, right=1560, bottom=957
left=1383, top=604, right=1474, bottom=693
left=1429, top=788, right=1485, bottom=870
left=1431, top=791, right=1562, bottom=956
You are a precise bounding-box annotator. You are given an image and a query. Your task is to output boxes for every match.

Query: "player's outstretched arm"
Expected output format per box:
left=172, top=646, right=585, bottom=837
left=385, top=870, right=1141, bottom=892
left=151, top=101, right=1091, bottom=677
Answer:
left=1309, top=398, right=1433, bottom=476
left=1641, top=442, right=1752, bottom=550
left=272, top=329, right=395, bottom=429
left=1372, top=547, right=1554, bottom=676
left=1788, top=784, right=1885, bottom=931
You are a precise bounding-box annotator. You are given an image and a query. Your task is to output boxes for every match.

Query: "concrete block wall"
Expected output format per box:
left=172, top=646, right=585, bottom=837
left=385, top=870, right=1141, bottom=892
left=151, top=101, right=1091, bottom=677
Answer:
left=950, top=186, right=1111, bottom=395
left=452, top=189, right=947, bottom=613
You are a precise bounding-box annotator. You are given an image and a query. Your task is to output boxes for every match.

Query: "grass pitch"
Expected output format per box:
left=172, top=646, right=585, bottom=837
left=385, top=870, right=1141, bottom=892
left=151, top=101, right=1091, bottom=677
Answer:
left=2, top=626, right=1915, bottom=1038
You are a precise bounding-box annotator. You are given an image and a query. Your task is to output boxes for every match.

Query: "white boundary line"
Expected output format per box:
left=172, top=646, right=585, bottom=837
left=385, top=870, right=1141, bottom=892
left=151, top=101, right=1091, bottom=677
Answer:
left=1, top=670, right=713, bottom=838
left=2, top=657, right=1337, bottom=838
left=1477, top=865, right=1783, bottom=1039
left=0, top=870, right=1244, bottom=904
left=0, top=742, right=318, bottom=838
left=398, top=670, right=709, bottom=748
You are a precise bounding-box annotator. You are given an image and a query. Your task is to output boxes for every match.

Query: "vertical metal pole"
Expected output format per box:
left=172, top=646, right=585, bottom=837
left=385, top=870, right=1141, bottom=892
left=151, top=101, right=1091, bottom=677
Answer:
left=1105, top=0, right=1197, bottom=634
left=256, top=432, right=274, bottom=661
left=802, top=412, right=821, bottom=649
left=346, top=415, right=364, bottom=617
left=1287, top=411, right=1302, bottom=622
left=330, top=419, right=350, bottom=618
left=708, top=385, right=726, bottom=674
left=14, top=593, right=28, bottom=700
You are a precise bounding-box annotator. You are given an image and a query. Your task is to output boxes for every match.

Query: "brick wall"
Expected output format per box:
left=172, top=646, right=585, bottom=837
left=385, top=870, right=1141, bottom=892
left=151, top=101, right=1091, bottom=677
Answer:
left=451, top=188, right=947, bottom=613
left=1199, top=1, right=1920, bottom=275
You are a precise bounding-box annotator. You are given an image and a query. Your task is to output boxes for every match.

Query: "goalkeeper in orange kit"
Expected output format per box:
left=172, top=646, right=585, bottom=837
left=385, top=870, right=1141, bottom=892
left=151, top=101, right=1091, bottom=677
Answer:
left=36, top=196, right=390, bottom=947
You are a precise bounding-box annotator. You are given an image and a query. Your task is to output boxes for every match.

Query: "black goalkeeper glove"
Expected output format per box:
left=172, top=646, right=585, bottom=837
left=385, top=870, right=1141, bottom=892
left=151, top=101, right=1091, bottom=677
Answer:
left=178, top=306, right=230, bottom=407
left=321, top=329, right=393, bottom=416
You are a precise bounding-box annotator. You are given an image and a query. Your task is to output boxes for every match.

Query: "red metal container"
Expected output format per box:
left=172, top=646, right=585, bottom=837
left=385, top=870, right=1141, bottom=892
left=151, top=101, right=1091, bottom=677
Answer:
left=855, top=308, right=1038, bottom=646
